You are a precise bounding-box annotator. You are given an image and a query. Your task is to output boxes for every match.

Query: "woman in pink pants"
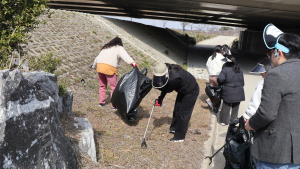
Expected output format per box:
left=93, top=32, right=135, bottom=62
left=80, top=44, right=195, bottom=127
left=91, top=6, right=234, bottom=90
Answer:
left=92, top=37, right=136, bottom=109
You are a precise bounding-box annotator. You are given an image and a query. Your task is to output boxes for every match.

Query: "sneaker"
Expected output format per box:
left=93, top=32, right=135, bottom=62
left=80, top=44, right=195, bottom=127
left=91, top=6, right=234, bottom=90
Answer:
left=112, top=107, right=117, bottom=110
left=169, top=130, right=175, bottom=134
left=170, top=137, right=184, bottom=142
left=206, top=99, right=213, bottom=109
left=99, top=103, right=105, bottom=107
left=219, top=122, right=226, bottom=126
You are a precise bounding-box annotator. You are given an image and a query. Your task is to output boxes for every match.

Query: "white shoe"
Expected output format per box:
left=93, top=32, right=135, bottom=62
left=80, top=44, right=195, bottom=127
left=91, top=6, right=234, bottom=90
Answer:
left=219, top=123, right=226, bottom=126
left=206, top=99, right=213, bottom=109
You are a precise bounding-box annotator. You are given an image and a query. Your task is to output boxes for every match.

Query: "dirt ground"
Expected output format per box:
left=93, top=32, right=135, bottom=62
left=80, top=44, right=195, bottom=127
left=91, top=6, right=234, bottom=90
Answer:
left=63, top=76, right=212, bottom=169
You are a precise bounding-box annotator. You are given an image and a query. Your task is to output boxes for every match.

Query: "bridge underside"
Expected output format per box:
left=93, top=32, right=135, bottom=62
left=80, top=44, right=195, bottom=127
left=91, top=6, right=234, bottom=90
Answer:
left=48, top=0, right=300, bottom=30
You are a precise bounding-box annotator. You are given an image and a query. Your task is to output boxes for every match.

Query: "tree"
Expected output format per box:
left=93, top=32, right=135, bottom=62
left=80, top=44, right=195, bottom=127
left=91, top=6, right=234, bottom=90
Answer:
left=180, top=22, right=190, bottom=33
left=0, top=0, right=49, bottom=69
left=161, top=20, right=168, bottom=28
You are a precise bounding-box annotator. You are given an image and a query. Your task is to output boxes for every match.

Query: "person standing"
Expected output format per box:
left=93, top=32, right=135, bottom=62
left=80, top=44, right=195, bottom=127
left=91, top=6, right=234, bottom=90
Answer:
left=217, top=55, right=245, bottom=125
left=243, top=58, right=274, bottom=120
left=91, top=37, right=137, bottom=109
left=205, top=45, right=226, bottom=108
left=245, top=24, right=300, bottom=168
left=152, top=63, right=199, bottom=142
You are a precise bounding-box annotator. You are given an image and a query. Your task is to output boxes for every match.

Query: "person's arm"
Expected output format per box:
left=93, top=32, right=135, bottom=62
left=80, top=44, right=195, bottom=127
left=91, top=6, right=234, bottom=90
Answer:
left=118, top=46, right=135, bottom=65
left=157, top=78, right=182, bottom=102
left=91, top=54, right=99, bottom=69
left=243, top=79, right=263, bottom=119
left=217, top=68, right=226, bottom=85
left=248, top=72, right=283, bottom=130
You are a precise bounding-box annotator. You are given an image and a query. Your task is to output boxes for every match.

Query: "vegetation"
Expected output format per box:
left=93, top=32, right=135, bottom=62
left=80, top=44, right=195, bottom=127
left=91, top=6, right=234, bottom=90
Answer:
left=28, top=52, right=62, bottom=73
left=0, top=0, right=49, bottom=69
left=219, top=26, right=234, bottom=31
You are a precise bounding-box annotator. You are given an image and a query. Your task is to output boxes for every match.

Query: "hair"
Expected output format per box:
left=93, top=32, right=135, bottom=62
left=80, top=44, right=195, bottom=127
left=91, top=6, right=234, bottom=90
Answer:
left=212, top=45, right=222, bottom=60
left=100, top=37, right=123, bottom=51
left=278, top=33, right=300, bottom=59
left=222, top=44, right=231, bottom=55
left=223, top=55, right=241, bottom=73
left=259, top=57, right=274, bottom=74
left=165, top=63, right=184, bottom=74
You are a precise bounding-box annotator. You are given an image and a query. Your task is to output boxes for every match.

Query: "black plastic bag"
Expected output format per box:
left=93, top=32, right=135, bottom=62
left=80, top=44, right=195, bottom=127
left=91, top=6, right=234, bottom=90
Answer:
left=223, top=118, right=256, bottom=169
left=205, top=82, right=222, bottom=113
left=111, top=67, right=152, bottom=122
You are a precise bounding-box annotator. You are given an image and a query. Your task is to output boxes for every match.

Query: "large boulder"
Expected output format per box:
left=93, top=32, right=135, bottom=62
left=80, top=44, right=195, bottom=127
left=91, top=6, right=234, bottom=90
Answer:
left=74, top=117, right=97, bottom=162
left=23, top=71, right=63, bottom=116
left=0, top=69, right=77, bottom=168
left=62, top=87, right=73, bottom=116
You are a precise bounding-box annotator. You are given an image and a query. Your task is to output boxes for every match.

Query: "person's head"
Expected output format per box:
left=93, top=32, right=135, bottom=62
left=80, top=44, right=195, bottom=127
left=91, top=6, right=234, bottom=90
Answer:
left=222, top=44, right=231, bottom=55
left=152, top=63, right=184, bottom=88
left=224, top=55, right=241, bottom=73
left=212, top=45, right=222, bottom=60
left=101, top=37, right=123, bottom=51
left=251, top=58, right=274, bottom=78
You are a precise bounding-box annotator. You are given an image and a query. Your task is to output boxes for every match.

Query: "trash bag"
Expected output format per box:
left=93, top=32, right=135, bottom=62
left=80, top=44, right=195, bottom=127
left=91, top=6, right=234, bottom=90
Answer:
left=205, top=82, right=222, bottom=113
left=111, top=67, right=152, bottom=122
left=223, top=118, right=256, bottom=169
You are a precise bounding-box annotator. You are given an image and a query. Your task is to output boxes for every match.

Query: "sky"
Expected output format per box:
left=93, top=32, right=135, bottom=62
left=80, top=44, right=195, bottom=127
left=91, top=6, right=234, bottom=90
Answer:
left=104, top=16, right=198, bottom=30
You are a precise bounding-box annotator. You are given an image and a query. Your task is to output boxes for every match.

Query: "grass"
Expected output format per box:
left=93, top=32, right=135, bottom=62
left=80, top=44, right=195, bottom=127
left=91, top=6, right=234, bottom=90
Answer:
left=68, top=78, right=212, bottom=168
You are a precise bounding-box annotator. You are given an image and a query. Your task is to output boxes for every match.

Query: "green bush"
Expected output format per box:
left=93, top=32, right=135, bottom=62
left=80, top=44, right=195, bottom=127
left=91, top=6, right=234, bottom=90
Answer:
left=28, top=52, right=62, bottom=73
left=58, top=79, right=68, bottom=98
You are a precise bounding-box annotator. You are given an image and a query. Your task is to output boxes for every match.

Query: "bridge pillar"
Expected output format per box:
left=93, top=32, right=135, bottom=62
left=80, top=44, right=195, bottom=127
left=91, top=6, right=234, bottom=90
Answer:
left=238, top=30, right=269, bottom=56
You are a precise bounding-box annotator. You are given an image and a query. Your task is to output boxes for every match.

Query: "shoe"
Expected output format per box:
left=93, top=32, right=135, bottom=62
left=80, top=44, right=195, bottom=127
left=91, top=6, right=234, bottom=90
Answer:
left=170, top=137, right=184, bottom=142
left=112, top=107, right=117, bottom=110
left=169, top=130, right=175, bottom=134
left=218, top=122, right=226, bottom=126
left=99, top=103, right=105, bottom=107
left=206, top=99, right=213, bottom=109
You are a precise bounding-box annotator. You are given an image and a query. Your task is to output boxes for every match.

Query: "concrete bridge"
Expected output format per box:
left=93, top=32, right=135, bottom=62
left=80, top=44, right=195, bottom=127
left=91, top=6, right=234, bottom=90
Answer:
left=48, top=0, right=300, bottom=56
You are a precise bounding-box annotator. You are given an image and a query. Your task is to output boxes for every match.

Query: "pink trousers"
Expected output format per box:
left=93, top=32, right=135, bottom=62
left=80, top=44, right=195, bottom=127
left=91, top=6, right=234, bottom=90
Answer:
left=97, top=73, right=117, bottom=107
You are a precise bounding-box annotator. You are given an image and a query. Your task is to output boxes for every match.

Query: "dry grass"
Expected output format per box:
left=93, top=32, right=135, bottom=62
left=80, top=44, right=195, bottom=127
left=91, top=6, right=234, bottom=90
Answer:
left=66, top=78, right=212, bottom=169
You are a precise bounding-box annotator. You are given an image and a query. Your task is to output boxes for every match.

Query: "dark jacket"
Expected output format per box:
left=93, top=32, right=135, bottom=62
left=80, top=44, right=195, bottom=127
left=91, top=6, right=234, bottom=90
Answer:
left=249, top=59, right=300, bottom=164
left=217, top=63, right=245, bottom=103
left=158, top=69, right=198, bottom=101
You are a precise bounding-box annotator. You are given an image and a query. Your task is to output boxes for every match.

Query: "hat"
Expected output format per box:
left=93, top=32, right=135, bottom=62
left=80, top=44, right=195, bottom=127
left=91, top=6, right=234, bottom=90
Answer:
left=152, top=63, right=169, bottom=88
left=263, top=24, right=290, bottom=53
left=249, top=63, right=266, bottom=74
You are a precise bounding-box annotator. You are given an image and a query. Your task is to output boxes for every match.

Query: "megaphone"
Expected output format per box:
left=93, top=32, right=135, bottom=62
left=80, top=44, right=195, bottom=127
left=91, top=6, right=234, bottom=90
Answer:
left=263, top=24, right=289, bottom=53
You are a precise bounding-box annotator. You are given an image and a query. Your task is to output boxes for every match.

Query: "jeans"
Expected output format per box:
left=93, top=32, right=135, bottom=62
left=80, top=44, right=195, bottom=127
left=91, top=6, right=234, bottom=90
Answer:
left=257, top=160, right=300, bottom=169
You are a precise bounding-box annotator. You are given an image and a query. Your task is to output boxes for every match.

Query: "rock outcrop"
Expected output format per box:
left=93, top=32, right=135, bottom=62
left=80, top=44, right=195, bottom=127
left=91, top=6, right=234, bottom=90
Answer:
left=23, top=71, right=63, bottom=116
left=74, top=117, right=96, bottom=162
left=0, top=69, right=77, bottom=168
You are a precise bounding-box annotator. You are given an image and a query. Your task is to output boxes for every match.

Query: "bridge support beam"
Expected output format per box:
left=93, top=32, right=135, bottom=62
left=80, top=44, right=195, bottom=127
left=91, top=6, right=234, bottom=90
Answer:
left=238, top=30, right=268, bottom=57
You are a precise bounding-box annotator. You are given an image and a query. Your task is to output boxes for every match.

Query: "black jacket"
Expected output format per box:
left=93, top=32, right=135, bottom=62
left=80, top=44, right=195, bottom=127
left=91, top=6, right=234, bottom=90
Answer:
left=217, top=63, right=245, bottom=103
left=158, top=69, right=198, bottom=101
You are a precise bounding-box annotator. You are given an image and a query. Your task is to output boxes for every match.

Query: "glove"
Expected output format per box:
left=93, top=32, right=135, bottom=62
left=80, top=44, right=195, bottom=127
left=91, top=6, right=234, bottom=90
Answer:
left=131, top=62, right=137, bottom=67
left=155, top=99, right=162, bottom=107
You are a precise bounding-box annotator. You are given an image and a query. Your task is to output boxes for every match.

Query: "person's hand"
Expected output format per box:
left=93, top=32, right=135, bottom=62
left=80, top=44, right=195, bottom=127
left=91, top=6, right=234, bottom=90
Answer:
left=155, top=99, right=162, bottom=107
left=245, top=120, right=254, bottom=131
left=131, top=62, right=137, bottom=67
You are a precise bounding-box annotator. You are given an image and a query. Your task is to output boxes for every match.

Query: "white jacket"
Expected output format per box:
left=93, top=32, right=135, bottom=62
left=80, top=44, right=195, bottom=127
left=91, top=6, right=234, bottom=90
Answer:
left=206, top=53, right=226, bottom=76
left=243, top=78, right=264, bottom=119
left=92, top=45, right=134, bottom=68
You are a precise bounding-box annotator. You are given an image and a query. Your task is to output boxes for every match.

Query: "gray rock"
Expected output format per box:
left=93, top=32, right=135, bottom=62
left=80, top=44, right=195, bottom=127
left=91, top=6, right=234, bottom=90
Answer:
left=74, top=117, right=97, bottom=162
left=23, top=71, right=63, bottom=116
left=62, top=87, right=73, bottom=116
left=0, top=69, right=77, bottom=168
